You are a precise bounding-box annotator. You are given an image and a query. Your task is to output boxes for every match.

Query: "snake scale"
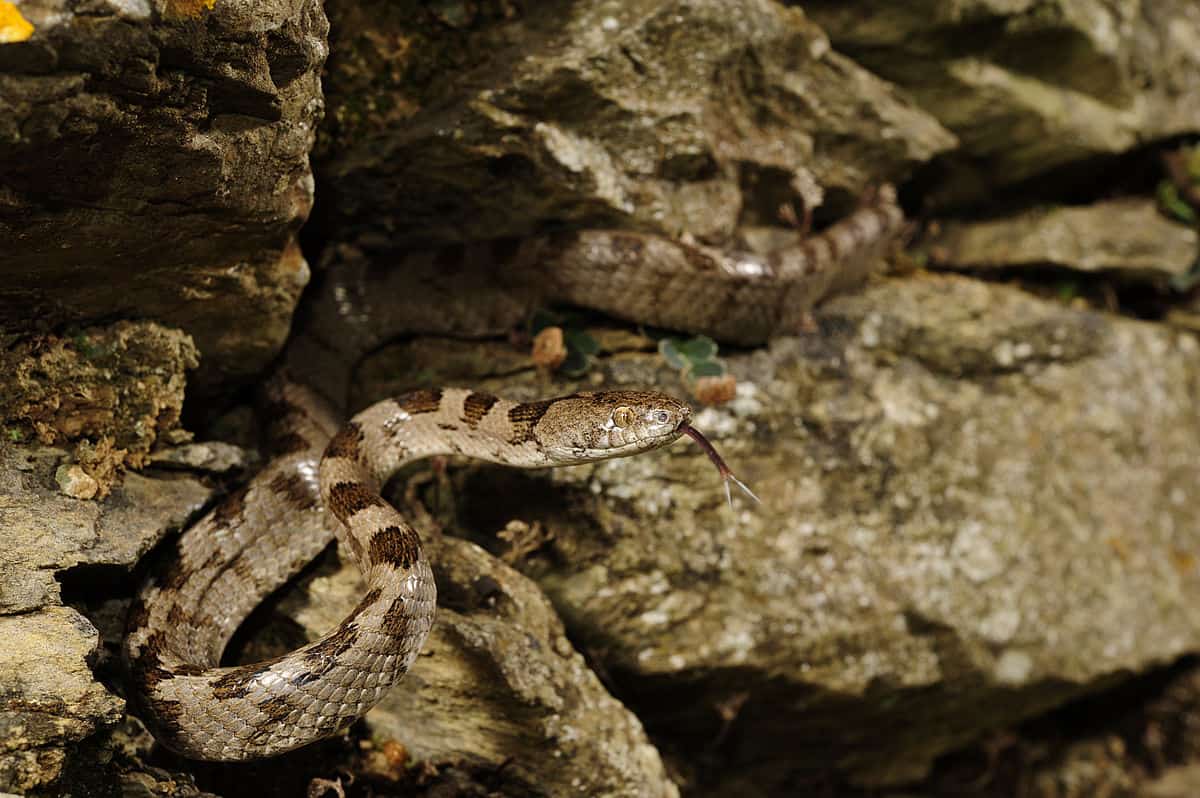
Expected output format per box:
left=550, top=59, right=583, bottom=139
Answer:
left=123, top=186, right=904, bottom=760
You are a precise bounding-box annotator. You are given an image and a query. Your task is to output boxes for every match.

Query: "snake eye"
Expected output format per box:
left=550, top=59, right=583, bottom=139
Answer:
left=613, top=406, right=635, bottom=428
left=653, top=410, right=671, bottom=424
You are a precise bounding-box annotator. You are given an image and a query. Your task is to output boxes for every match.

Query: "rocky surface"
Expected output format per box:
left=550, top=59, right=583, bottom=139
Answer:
left=344, top=274, right=1200, bottom=791
left=4, top=0, right=1200, bottom=796
left=0, top=440, right=214, bottom=793
left=806, top=0, right=1200, bottom=206
left=928, top=198, right=1200, bottom=283
left=0, top=607, right=123, bottom=795
left=0, top=0, right=326, bottom=390
left=0, top=321, right=199, bottom=494
left=316, top=0, right=954, bottom=246
left=255, top=534, right=678, bottom=797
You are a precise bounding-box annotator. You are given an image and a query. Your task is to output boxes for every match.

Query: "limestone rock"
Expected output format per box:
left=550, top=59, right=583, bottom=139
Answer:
left=0, top=439, right=214, bottom=791
left=317, top=0, right=953, bottom=246
left=348, top=275, right=1200, bottom=790
left=807, top=0, right=1200, bottom=205
left=251, top=534, right=679, bottom=797
left=0, top=0, right=327, bottom=389
left=0, top=608, right=124, bottom=794
left=927, top=198, right=1200, bottom=282
left=0, top=442, right=212, bottom=615
left=0, top=321, right=199, bottom=492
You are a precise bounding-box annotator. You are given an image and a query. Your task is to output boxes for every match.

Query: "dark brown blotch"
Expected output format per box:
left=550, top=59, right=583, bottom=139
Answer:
left=507, top=399, right=555, bottom=445
left=270, top=431, right=311, bottom=456
left=461, top=392, right=499, bottom=429
left=256, top=694, right=299, bottom=725
left=212, top=483, right=251, bottom=526
left=397, top=388, right=444, bottom=415
left=324, top=421, right=364, bottom=462
left=381, top=595, right=420, bottom=640
left=128, top=631, right=172, bottom=687
left=327, top=481, right=385, bottom=523
left=437, top=422, right=458, bottom=431
left=210, top=664, right=261, bottom=700
left=269, top=471, right=319, bottom=511
left=368, top=525, right=423, bottom=570
left=302, top=601, right=373, bottom=667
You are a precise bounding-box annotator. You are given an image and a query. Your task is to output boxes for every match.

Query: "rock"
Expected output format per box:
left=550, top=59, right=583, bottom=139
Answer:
left=0, top=439, right=214, bottom=792
left=248, top=533, right=679, bottom=797
left=317, top=0, right=953, bottom=246
left=0, top=321, right=199, bottom=494
left=0, top=607, right=123, bottom=794
left=0, top=442, right=213, bottom=615
left=1146, top=764, right=1200, bottom=798
left=927, top=198, right=1200, bottom=282
left=807, top=1, right=1200, bottom=205
left=55, top=464, right=99, bottom=500
left=0, top=0, right=327, bottom=390
left=347, top=275, right=1200, bottom=790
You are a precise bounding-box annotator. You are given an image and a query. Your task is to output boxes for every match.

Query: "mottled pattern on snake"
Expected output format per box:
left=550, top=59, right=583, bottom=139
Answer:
left=124, top=380, right=692, bottom=759
left=124, top=187, right=904, bottom=759
left=291, top=186, right=904, bottom=405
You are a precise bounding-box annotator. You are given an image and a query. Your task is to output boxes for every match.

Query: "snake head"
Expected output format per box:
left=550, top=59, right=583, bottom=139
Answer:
left=535, top=391, right=692, bottom=463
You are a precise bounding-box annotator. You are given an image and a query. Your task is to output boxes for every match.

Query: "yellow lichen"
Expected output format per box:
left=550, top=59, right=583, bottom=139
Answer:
left=164, top=0, right=217, bottom=18
left=0, top=1, right=34, bottom=44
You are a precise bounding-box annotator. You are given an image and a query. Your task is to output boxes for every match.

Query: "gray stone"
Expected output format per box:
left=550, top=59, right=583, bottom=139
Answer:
left=0, top=0, right=327, bottom=389
left=261, top=534, right=679, bottom=798
left=349, top=275, right=1200, bottom=790
left=0, top=442, right=212, bottom=614
left=0, top=607, right=123, bottom=794
left=318, top=0, right=953, bottom=246
left=807, top=0, right=1200, bottom=205
left=928, top=198, right=1199, bottom=282
left=0, top=439, right=213, bottom=791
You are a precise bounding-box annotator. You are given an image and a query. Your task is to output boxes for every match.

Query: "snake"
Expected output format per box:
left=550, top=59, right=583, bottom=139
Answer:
left=122, top=186, right=904, bottom=760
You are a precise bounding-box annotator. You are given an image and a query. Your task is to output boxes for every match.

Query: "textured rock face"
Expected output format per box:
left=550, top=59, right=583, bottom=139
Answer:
left=0, top=441, right=213, bottom=792
left=0, top=0, right=326, bottom=388
left=928, top=198, right=1200, bottom=282
left=317, top=0, right=954, bottom=245
left=263, top=536, right=679, bottom=797
left=346, top=275, right=1200, bottom=791
left=806, top=0, right=1200, bottom=204
left=0, top=608, right=124, bottom=795
left=0, top=320, right=199, bottom=494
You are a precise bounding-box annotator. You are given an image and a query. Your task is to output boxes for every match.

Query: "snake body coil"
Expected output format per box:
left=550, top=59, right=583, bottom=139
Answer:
left=124, top=188, right=904, bottom=759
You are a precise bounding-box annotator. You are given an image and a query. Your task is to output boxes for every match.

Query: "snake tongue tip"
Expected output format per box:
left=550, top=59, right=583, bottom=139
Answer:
left=726, top=472, right=760, bottom=505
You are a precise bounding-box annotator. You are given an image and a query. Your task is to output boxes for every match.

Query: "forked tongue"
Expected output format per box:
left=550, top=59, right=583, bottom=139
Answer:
left=681, top=424, right=760, bottom=510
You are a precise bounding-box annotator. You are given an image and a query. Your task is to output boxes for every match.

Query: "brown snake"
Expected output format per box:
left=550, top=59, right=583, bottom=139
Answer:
left=123, top=187, right=903, bottom=760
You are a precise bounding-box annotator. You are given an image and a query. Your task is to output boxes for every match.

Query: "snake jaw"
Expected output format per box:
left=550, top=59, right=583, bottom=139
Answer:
left=680, top=424, right=760, bottom=510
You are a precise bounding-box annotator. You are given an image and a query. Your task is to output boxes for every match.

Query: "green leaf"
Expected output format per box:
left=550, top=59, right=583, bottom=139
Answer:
left=689, top=359, right=726, bottom=378
left=658, top=338, right=688, bottom=369
left=676, top=335, right=718, bottom=362
left=1158, top=181, right=1197, bottom=225
left=560, top=348, right=592, bottom=377
left=565, top=329, right=600, bottom=356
